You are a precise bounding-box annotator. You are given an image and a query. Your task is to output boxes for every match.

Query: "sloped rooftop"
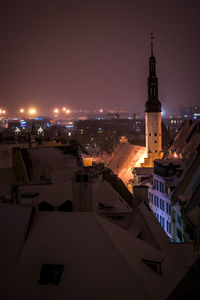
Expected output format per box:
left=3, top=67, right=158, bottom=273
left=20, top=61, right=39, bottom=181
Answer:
left=167, top=258, right=200, bottom=299
left=105, top=143, right=146, bottom=185
left=166, top=120, right=200, bottom=159
left=0, top=206, right=194, bottom=300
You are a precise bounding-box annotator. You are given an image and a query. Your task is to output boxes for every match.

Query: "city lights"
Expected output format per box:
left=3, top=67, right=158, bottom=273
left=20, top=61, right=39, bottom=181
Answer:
left=54, top=108, right=59, bottom=114
left=174, top=152, right=178, bottom=158
left=66, top=109, right=70, bottom=114
left=62, top=107, right=66, bottom=111
left=29, top=108, right=36, bottom=115
left=20, top=108, right=25, bottom=113
left=0, top=109, right=6, bottom=115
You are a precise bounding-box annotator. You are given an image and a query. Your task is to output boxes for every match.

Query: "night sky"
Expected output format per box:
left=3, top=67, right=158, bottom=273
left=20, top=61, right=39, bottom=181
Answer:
left=1, top=0, right=200, bottom=115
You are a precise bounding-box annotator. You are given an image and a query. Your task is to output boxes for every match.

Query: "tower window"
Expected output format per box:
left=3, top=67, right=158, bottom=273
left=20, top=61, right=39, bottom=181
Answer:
left=155, top=133, right=157, bottom=136
left=155, top=150, right=157, bottom=153
left=155, top=141, right=157, bottom=143
left=149, top=133, right=151, bottom=136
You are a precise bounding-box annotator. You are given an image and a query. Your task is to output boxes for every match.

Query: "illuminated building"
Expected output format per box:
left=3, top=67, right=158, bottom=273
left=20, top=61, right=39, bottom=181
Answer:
left=142, top=34, right=163, bottom=167
left=148, top=120, right=200, bottom=243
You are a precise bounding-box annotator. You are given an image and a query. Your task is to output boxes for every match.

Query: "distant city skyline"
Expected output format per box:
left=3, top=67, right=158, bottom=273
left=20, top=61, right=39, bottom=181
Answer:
left=1, top=0, right=200, bottom=114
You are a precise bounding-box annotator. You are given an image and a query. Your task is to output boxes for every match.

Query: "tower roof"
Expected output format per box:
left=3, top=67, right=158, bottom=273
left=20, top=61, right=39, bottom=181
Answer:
left=145, top=33, right=162, bottom=113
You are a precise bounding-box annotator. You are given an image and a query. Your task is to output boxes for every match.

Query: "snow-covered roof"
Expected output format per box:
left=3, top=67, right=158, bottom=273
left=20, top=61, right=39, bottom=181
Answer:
left=166, top=120, right=200, bottom=159
left=0, top=206, right=194, bottom=300
left=0, top=168, right=17, bottom=200
left=105, top=143, right=146, bottom=185
left=167, top=258, right=200, bottom=299
left=22, top=146, right=82, bottom=182
left=19, top=175, right=132, bottom=213
left=124, top=202, right=170, bottom=250
left=172, top=151, right=200, bottom=207
left=133, top=167, right=153, bottom=176
left=154, top=158, right=183, bottom=167
left=0, top=144, right=15, bottom=168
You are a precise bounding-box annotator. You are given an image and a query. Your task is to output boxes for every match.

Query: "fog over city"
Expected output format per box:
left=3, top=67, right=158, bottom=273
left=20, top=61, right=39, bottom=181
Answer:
left=1, top=0, right=200, bottom=114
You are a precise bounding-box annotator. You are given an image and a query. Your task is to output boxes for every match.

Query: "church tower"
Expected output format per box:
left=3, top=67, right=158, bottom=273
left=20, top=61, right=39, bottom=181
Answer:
left=142, top=34, right=163, bottom=167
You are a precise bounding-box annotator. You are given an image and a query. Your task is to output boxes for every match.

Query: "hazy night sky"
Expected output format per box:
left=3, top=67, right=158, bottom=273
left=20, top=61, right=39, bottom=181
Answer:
left=1, top=0, right=200, bottom=115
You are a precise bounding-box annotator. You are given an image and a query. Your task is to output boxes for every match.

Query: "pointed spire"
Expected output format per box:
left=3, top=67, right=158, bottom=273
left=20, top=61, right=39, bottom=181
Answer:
left=150, top=32, right=154, bottom=56
left=145, top=33, right=161, bottom=113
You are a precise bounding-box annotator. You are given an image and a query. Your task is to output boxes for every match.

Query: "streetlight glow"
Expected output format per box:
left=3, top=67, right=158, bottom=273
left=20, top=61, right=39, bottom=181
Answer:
left=29, top=108, right=36, bottom=115
left=54, top=108, right=59, bottom=114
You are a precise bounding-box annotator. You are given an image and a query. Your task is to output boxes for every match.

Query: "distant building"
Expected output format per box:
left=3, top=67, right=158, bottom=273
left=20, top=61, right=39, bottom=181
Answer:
left=179, top=105, right=200, bottom=120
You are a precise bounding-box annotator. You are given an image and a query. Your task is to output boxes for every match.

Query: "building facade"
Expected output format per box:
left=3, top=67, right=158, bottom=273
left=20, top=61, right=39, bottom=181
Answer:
left=148, top=159, right=184, bottom=241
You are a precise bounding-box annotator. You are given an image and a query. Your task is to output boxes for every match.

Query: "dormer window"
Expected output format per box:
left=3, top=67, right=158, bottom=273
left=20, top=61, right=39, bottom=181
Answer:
left=142, top=259, right=162, bottom=275
left=38, top=264, right=64, bottom=285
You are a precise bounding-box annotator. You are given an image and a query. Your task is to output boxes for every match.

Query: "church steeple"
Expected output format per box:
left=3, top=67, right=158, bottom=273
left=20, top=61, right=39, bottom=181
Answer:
left=145, top=33, right=161, bottom=113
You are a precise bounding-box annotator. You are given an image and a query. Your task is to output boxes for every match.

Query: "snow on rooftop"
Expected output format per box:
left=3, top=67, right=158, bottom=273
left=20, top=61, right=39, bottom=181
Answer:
left=26, top=147, right=80, bottom=182
left=0, top=205, right=194, bottom=300
left=133, top=167, right=153, bottom=176
left=106, top=143, right=146, bottom=185
left=0, top=144, right=15, bottom=168
left=167, top=121, right=200, bottom=158
left=0, top=168, right=17, bottom=199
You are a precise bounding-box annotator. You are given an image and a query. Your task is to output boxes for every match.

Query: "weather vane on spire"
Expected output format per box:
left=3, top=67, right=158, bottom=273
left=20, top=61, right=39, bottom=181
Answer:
left=150, top=32, right=154, bottom=56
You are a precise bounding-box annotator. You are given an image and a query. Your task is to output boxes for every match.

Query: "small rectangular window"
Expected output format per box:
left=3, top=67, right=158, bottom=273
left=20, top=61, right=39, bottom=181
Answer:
left=159, top=182, right=162, bottom=192
left=162, top=217, right=165, bottom=229
left=154, top=195, right=156, bottom=206
left=38, top=264, right=64, bottom=286
left=169, top=222, right=171, bottom=234
left=157, top=197, right=159, bottom=207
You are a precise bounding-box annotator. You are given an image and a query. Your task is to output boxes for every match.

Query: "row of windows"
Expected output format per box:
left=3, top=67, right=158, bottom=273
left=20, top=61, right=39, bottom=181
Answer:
left=153, top=179, right=165, bottom=193
left=154, top=212, right=172, bottom=234
left=149, top=193, right=171, bottom=215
